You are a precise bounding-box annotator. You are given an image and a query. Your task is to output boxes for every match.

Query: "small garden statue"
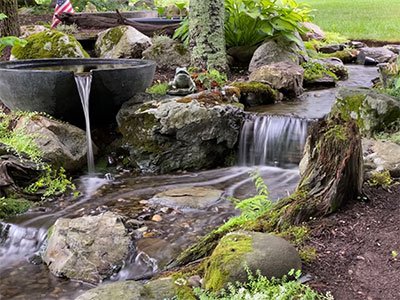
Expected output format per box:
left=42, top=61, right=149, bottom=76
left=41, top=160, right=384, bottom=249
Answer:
left=167, top=67, right=197, bottom=96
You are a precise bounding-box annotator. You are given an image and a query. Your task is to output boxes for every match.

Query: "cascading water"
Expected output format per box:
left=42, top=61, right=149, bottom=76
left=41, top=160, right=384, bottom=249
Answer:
left=239, top=115, right=309, bottom=167
left=74, top=73, right=95, bottom=174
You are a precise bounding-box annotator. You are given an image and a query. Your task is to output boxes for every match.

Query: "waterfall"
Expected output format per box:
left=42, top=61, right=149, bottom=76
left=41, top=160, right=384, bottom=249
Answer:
left=239, top=115, right=309, bottom=167
left=74, top=74, right=95, bottom=174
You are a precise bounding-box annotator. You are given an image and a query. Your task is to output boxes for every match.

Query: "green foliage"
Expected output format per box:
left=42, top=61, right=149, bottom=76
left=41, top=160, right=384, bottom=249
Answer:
left=216, top=171, right=272, bottom=233
left=173, top=17, right=189, bottom=45
left=0, top=112, right=42, bottom=162
left=0, top=198, right=31, bottom=220
left=299, top=246, right=318, bottom=263
left=174, top=0, right=312, bottom=48
left=304, top=31, right=349, bottom=52
left=0, top=14, right=27, bottom=54
left=368, top=170, right=393, bottom=188
left=193, top=69, right=228, bottom=90
left=302, top=61, right=338, bottom=82
left=146, top=82, right=169, bottom=95
left=224, top=0, right=312, bottom=48
left=25, top=166, right=76, bottom=198
left=195, top=268, right=332, bottom=300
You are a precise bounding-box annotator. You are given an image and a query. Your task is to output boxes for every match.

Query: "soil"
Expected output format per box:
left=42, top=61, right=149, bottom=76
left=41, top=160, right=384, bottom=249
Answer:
left=303, top=183, right=400, bottom=300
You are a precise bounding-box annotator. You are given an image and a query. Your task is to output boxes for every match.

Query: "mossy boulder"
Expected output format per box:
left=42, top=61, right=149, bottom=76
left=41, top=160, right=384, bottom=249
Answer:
left=95, top=25, right=152, bottom=59
left=11, top=30, right=89, bottom=60
left=142, top=35, right=190, bottom=70
left=203, top=231, right=301, bottom=292
left=332, top=87, right=400, bottom=136
left=230, top=81, right=280, bottom=106
left=249, top=61, right=304, bottom=98
left=302, top=59, right=348, bottom=89
left=116, top=96, right=244, bottom=173
left=74, top=277, right=176, bottom=300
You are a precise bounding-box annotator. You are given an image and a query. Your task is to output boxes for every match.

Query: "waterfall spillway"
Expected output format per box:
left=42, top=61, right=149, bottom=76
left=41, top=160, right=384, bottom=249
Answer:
left=239, top=115, right=309, bottom=167
left=74, top=74, right=95, bottom=174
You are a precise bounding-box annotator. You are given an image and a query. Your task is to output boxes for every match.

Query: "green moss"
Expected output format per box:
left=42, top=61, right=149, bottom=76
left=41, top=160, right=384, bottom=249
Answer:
left=47, top=225, right=54, bottom=239
left=146, top=83, right=169, bottom=96
left=276, top=225, right=309, bottom=246
left=324, top=124, right=347, bottom=142
left=325, top=49, right=355, bottom=64
left=174, top=43, right=189, bottom=56
left=332, top=94, right=366, bottom=130
left=0, top=198, right=31, bottom=220
left=204, top=232, right=252, bottom=291
left=302, top=61, right=338, bottom=82
left=98, top=26, right=126, bottom=52
left=368, top=170, right=393, bottom=188
left=11, top=30, right=89, bottom=59
left=298, top=246, right=317, bottom=263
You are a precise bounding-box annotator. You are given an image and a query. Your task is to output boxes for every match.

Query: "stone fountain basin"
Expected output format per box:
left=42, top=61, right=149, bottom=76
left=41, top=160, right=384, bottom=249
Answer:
left=0, top=58, right=156, bottom=126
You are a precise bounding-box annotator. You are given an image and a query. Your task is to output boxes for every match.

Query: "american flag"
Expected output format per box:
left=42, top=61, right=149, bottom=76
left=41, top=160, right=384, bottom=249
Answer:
left=51, top=0, right=75, bottom=29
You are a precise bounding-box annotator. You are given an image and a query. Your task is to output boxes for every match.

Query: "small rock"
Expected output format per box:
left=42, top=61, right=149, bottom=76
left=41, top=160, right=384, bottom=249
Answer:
left=151, top=214, right=163, bottom=222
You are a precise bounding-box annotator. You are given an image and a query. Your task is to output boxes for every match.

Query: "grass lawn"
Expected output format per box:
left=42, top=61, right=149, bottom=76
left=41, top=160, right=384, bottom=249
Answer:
left=302, top=0, right=400, bottom=42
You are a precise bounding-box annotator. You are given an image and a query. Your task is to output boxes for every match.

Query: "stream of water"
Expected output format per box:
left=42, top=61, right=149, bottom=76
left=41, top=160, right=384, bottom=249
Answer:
left=0, top=65, right=379, bottom=300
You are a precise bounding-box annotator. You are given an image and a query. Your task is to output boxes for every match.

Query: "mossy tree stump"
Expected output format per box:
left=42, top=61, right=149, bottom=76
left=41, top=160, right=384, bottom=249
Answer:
left=172, top=115, right=363, bottom=267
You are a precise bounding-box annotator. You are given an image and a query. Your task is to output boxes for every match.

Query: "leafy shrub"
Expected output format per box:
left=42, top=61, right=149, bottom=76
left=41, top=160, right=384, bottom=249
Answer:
left=0, top=198, right=31, bottom=220
left=191, top=69, right=228, bottom=90
left=194, top=269, right=333, bottom=300
left=368, top=170, right=393, bottom=188
left=174, top=0, right=312, bottom=48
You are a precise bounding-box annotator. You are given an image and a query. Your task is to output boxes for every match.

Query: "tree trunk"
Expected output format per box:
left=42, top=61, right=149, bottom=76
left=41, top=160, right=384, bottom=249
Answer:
left=189, top=0, right=227, bottom=72
left=0, top=0, right=20, bottom=37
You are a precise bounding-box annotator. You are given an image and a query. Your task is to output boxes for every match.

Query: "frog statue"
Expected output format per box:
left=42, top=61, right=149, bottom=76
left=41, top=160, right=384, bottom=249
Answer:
left=167, top=67, right=197, bottom=96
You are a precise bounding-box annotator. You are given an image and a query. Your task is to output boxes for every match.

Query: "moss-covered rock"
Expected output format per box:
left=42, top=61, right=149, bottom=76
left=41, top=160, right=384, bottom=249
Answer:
left=11, top=30, right=89, bottom=59
left=95, top=25, right=152, bottom=59
left=332, top=87, right=400, bottom=136
left=116, top=95, right=244, bottom=173
left=230, top=81, right=280, bottom=106
left=203, top=231, right=301, bottom=292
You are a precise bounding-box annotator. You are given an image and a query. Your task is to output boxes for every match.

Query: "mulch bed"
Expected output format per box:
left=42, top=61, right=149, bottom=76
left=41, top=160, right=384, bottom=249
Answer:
left=303, top=183, right=400, bottom=300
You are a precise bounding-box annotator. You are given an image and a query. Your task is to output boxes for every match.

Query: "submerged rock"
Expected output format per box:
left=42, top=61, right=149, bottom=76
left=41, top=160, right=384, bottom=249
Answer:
left=95, top=25, right=152, bottom=59
left=116, top=95, right=244, bottom=173
left=332, top=87, right=400, bottom=136
left=74, top=277, right=175, bottom=300
left=204, top=231, right=301, bottom=291
left=11, top=30, right=89, bottom=60
left=150, top=186, right=224, bottom=209
left=249, top=61, right=304, bottom=98
left=15, top=115, right=90, bottom=172
left=43, top=212, right=130, bottom=284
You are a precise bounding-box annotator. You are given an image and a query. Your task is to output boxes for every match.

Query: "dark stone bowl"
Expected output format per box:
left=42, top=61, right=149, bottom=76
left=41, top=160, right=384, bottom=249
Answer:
left=0, top=58, right=156, bottom=127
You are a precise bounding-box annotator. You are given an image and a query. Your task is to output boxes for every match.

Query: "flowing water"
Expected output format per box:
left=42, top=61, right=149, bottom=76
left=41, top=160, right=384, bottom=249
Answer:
left=0, top=65, right=379, bottom=299
left=74, top=74, right=95, bottom=174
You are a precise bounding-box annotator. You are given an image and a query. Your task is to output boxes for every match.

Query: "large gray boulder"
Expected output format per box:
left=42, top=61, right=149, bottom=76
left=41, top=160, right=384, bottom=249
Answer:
left=95, top=25, right=152, bottom=59
left=43, top=212, right=131, bottom=284
left=14, top=115, right=90, bottom=172
left=356, top=47, right=397, bottom=65
left=204, top=231, right=301, bottom=291
left=363, top=139, right=400, bottom=177
left=142, top=35, right=190, bottom=70
left=116, top=95, right=244, bottom=173
left=248, top=36, right=307, bottom=72
left=249, top=61, right=304, bottom=98
left=332, top=87, right=400, bottom=136
left=75, top=277, right=175, bottom=300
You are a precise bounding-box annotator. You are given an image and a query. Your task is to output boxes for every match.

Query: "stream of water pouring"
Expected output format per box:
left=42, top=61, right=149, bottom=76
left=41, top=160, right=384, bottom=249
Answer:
left=74, top=73, right=95, bottom=174
left=239, top=115, right=309, bottom=167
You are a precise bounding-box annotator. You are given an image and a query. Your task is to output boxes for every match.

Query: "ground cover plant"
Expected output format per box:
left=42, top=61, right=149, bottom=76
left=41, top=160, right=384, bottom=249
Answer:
left=304, top=0, right=400, bottom=42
